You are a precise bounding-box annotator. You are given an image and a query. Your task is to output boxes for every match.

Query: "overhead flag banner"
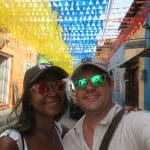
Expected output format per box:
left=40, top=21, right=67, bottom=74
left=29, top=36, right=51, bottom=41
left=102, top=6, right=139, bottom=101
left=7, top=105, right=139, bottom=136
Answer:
left=0, top=1, right=73, bottom=74
left=50, top=0, right=109, bottom=64
left=0, top=0, right=137, bottom=66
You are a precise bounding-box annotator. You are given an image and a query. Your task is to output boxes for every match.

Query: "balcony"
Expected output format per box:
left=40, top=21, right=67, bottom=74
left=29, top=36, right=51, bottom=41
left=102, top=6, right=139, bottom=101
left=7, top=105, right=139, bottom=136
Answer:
left=125, top=38, right=150, bottom=49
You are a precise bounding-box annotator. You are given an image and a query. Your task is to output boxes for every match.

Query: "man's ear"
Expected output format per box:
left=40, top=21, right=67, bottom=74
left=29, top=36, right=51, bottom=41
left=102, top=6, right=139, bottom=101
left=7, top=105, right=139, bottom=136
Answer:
left=72, top=92, right=81, bottom=106
left=110, top=79, right=114, bottom=90
left=72, top=92, right=77, bottom=104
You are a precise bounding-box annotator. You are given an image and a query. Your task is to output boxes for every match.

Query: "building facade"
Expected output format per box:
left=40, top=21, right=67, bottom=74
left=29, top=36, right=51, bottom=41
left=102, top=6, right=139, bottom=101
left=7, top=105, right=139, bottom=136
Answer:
left=0, top=32, right=38, bottom=109
left=109, top=6, right=150, bottom=110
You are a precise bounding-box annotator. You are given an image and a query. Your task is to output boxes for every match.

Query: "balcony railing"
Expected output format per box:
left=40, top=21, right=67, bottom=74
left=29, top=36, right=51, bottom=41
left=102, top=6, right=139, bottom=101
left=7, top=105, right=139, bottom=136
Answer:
left=125, top=38, right=150, bottom=49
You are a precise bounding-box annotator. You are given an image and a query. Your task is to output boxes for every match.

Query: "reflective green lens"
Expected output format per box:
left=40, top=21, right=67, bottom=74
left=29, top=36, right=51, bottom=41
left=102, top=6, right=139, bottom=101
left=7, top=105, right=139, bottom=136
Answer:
left=75, top=78, right=87, bottom=89
left=75, top=74, right=106, bottom=89
left=91, top=74, right=106, bottom=86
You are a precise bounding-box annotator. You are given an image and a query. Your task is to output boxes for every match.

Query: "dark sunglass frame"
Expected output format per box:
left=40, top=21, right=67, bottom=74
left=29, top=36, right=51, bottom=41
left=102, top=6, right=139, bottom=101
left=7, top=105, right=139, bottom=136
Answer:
left=74, top=74, right=108, bottom=89
left=30, top=80, right=66, bottom=94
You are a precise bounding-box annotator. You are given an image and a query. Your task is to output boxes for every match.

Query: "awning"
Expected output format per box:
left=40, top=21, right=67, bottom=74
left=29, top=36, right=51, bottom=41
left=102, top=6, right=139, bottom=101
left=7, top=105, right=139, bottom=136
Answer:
left=119, top=48, right=150, bottom=68
left=119, top=57, right=139, bottom=68
left=137, top=48, right=150, bottom=57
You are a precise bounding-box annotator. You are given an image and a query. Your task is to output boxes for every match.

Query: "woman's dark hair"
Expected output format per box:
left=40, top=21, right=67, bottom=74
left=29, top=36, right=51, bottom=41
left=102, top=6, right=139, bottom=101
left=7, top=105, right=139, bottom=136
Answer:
left=7, top=75, right=68, bottom=134
left=7, top=87, right=35, bottom=133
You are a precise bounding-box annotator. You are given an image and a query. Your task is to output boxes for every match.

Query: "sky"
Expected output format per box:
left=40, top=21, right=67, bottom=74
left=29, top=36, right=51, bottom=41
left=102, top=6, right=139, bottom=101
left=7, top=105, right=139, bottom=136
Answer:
left=98, top=0, right=134, bottom=45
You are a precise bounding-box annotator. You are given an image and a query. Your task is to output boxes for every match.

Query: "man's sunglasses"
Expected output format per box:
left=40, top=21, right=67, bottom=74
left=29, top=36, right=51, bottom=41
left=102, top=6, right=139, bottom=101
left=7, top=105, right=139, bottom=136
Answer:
left=74, top=74, right=107, bottom=89
left=31, top=80, right=66, bottom=94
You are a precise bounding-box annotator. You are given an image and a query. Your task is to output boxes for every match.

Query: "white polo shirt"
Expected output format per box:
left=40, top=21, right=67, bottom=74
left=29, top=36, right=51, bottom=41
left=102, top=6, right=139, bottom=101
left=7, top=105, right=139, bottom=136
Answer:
left=63, top=103, right=150, bottom=150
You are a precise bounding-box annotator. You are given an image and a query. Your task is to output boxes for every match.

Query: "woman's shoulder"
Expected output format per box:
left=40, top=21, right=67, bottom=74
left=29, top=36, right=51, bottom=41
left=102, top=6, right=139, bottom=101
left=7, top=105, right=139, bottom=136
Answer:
left=0, top=129, right=21, bottom=150
left=0, top=129, right=21, bottom=139
left=0, top=129, right=25, bottom=150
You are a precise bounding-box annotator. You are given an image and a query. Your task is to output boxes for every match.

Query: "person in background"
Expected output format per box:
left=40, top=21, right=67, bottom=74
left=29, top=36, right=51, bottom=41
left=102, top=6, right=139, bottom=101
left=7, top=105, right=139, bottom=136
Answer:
left=123, top=102, right=142, bottom=113
left=0, top=63, right=69, bottom=150
left=63, top=60, right=150, bottom=150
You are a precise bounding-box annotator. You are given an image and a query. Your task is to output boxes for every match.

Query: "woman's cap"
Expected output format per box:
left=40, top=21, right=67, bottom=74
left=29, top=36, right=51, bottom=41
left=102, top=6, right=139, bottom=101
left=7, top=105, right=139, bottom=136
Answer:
left=23, top=63, right=68, bottom=88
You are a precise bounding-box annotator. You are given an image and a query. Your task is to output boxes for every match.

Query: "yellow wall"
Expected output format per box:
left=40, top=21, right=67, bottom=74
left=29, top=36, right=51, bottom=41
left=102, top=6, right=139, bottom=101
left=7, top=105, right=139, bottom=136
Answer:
left=139, top=57, right=144, bottom=109
left=124, top=26, right=145, bottom=109
left=124, top=27, right=145, bottom=61
left=125, top=48, right=143, bottom=61
left=0, top=32, right=38, bottom=107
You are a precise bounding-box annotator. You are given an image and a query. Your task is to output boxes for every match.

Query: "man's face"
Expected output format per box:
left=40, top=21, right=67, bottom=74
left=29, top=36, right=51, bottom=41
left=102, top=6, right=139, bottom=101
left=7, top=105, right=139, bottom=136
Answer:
left=73, top=66, right=113, bottom=115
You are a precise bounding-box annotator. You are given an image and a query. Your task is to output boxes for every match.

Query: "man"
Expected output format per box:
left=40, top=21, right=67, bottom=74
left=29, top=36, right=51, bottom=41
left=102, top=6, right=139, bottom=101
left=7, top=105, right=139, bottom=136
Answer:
left=63, top=60, right=150, bottom=150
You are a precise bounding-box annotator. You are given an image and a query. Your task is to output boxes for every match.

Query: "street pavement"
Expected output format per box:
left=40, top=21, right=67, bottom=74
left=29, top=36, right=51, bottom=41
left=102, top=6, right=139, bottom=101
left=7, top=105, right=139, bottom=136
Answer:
left=0, top=108, right=77, bottom=131
left=0, top=108, right=12, bottom=131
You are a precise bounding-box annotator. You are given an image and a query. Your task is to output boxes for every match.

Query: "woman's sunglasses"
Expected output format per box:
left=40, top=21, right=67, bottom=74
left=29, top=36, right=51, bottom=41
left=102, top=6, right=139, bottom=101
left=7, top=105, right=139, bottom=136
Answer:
left=74, top=74, right=107, bottom=89
left=31, top=80, right=66, bottom=95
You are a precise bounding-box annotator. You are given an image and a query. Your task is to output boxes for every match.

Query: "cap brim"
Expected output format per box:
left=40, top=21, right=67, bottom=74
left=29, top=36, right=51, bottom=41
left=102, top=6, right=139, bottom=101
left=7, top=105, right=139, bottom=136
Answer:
left=28, top=66, right=68, bottom=84
left=72, top=62, right=108, bottom=80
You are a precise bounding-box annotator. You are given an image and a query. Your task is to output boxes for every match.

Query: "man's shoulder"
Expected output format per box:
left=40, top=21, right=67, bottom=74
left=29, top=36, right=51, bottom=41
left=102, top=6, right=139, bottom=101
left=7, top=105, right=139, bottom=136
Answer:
left=122, top=110, right=150, bottom=124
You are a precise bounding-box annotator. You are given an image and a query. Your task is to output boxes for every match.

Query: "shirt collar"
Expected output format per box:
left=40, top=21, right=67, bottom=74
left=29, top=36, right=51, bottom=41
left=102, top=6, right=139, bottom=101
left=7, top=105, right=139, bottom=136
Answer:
left=73, top=102, right=122, bottom=135
left=99, top=102, right=122, bottom=125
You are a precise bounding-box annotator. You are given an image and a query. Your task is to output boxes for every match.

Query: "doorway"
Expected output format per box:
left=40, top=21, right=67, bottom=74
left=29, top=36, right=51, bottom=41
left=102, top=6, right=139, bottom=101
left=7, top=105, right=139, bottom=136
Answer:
left=0, top=55, right=11, bottom=105
left=124, top=65, right=139, bottom=107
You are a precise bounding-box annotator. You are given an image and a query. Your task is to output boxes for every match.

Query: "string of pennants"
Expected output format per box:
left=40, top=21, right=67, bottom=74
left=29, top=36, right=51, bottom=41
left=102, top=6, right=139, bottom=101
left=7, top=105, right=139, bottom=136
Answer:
left=0, top=1, right=73, bottom=73
left=1, top=0, right=146, bottom=65
left=50, top=0, right=109, bottom=63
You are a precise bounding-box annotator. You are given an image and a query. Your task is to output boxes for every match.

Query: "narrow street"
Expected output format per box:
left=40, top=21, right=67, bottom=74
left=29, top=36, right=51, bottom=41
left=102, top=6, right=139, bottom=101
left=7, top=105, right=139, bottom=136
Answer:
left=0, top=1, right=150, bottom=149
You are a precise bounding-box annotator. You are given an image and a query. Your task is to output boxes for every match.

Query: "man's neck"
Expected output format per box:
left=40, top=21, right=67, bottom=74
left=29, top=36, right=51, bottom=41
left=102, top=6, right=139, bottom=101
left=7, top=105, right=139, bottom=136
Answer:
left=82, top=102, right=114, bottom=149
left=84, top=102, right=114, bottom=129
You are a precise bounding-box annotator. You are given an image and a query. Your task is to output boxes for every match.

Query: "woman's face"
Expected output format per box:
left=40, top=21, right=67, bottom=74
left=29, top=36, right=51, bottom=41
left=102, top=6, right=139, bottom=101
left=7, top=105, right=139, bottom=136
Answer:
left=30, top=72, right=66, bottom=118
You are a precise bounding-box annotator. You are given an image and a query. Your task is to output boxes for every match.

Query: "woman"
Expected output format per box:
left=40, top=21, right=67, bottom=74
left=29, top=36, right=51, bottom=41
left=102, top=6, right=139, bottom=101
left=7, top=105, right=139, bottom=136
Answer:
left=0, top=63, right=69, bottom=150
